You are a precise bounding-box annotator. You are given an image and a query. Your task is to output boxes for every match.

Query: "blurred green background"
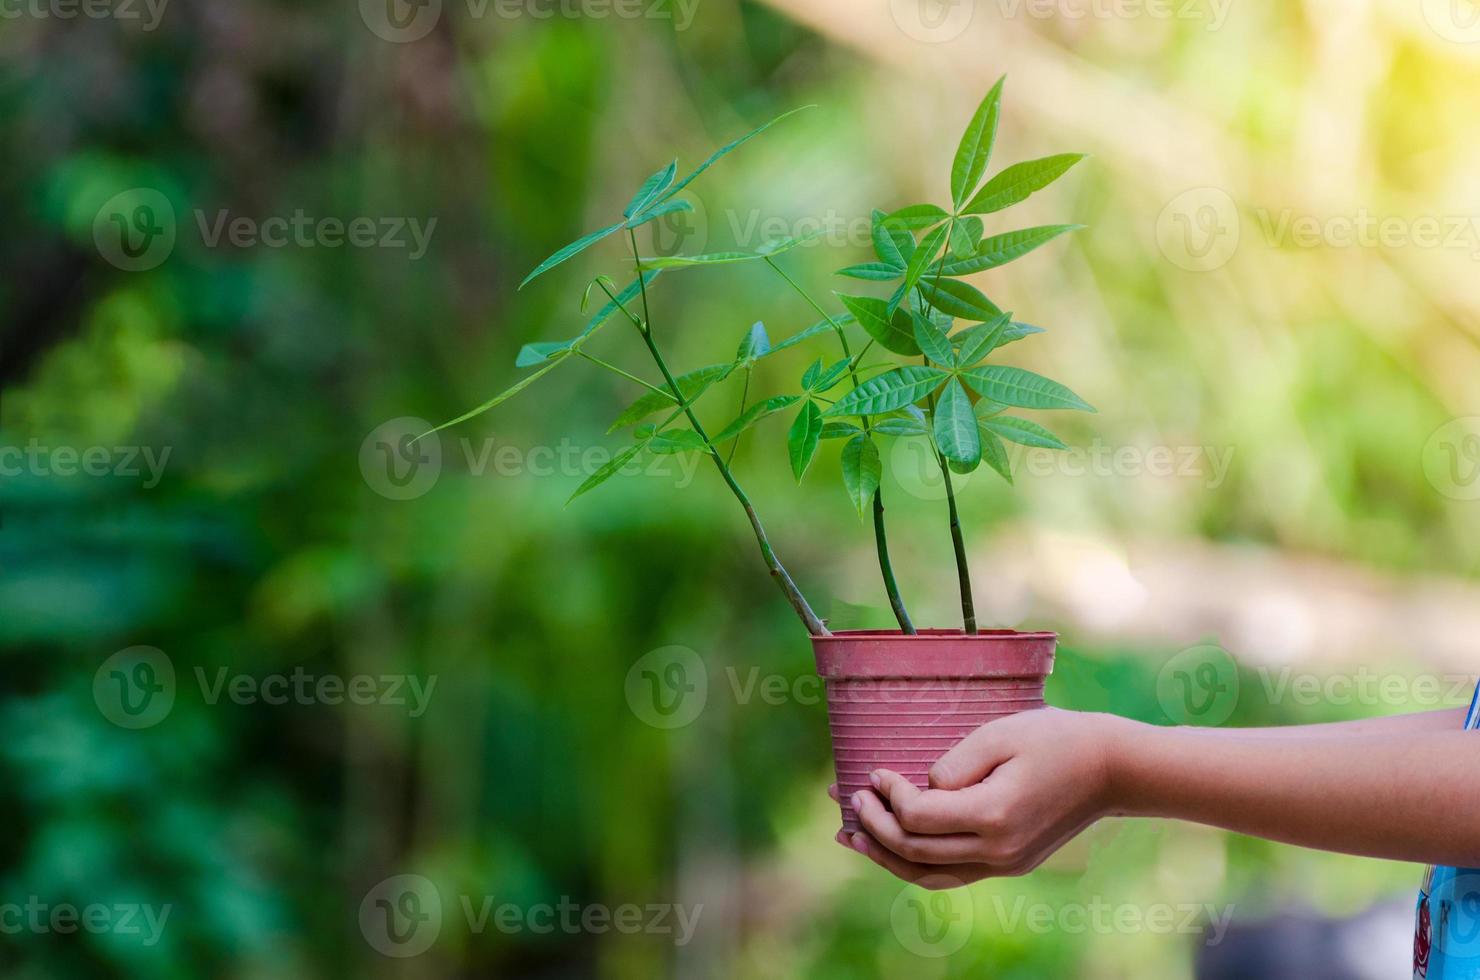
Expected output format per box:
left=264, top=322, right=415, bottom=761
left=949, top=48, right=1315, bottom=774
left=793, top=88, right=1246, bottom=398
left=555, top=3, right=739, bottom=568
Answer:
left=4, top=0, right=1480, bottom=976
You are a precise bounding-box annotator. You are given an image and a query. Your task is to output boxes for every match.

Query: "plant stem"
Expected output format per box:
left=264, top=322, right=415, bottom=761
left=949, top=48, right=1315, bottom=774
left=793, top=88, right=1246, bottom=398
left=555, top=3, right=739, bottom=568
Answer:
left=766, top=257, right=916, bottom=634
left=575, top=350, right=671, bottom=398
left=939, top=458, right=976, bottom=634
left=920, top=217, right=979, bottom=634
left=628, top=232, right=829, bottom=636
left=725, top=366, right=751, bottom=466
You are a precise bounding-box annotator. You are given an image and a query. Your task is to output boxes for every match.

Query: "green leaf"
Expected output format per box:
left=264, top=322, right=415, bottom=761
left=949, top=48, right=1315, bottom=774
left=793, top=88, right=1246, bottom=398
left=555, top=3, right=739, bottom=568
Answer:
left=951, top=77, right=1005, bottom=210
left=801, top=357, right=824, bottom=391
left=648, top=429, right=711, bottom=455
left=769, top=312, right=855, bottom=356
left=978, top=428, right=1014, bottom=483
left=608, top=363, right=732, bottom=432
left=959, top=366, right=1095, bottom=411
left=638, top=234, right=811, bottom=270
left=424, top=355, right=568, bottom=437
left=736, top=321, right=771, bottom=363
left=515, top=341, right=570, bottom=368
left=788, top=401, right=824, bottom=481
left=626, top=198, right=693, bottom=231
left=911, top=310, right=955, bottom=368
left=812, top=358, right=852, bottom=393
left=893, top=223, right=952, bottom=315
left=933, top=377, right=981, bottom=468
left=982, top=415, right=1066, bottom=450
left=871, top=416, right=928, bottom=437
left=919, top=277, right=1003, bottom=322
left=625, top=161, right=677, bottom=219
left=568, top=443, right=644, bottom=503
left=837, top=262, right=902, bottom=281
left=827, top=365, right=949, bottom=417
left=821, top=422, right=863, bottom=439
left=659, top=106, right=814, bottom=205
left=954, top=310, right=1012, bottom=367
left=954, top=317, right=1041, bottom=355
left=962, top=153, right=1086, bottom=216
left=520, top=220, right=625, bottom=290
left=836, top=294, right=920, bottom=356
left=711, top=394, right=802, bottom=444
left=941, top=225, right=1081, bottom=276
left=949, top=216, right=983, bottom=259
left=841, top=434, right=882, bottom=517
left=884, top=203, right=951, bottom=231
left=871, top=209, right=907, bottom=268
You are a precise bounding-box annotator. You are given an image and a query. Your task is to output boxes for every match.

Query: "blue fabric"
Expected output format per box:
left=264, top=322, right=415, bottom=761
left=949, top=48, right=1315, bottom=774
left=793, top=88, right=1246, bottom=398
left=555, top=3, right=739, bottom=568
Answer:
left=1414, top=683, right=1480, bottom=979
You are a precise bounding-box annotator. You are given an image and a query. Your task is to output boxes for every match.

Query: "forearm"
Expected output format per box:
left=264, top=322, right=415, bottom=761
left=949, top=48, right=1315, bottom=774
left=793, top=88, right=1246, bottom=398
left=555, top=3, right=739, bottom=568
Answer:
left=1194, top=707, right=1465, bottom=739
left=1110, top=719, right=1480, bottom=866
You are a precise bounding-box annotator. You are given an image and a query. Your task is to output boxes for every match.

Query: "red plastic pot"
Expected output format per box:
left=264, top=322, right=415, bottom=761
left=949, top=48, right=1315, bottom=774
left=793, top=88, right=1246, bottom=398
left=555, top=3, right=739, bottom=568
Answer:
left=811, top=629, right=1057, bottom=833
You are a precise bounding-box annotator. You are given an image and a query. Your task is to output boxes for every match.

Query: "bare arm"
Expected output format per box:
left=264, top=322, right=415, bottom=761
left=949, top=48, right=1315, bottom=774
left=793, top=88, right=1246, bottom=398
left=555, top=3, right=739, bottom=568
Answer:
left=837, top=707, right=1480, bottom=888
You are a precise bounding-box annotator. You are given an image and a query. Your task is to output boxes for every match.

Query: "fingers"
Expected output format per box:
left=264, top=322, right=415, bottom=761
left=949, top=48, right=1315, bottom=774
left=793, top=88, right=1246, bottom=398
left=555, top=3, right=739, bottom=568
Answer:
left=871, top=770, right=983, bottom=834
left=828, top=782, right=839, bottom=802
left=845, top=831, right=988, bottom=888
left=852, top=790, right=984, bottom=865
left=930, top=718, right=1017, bottom=790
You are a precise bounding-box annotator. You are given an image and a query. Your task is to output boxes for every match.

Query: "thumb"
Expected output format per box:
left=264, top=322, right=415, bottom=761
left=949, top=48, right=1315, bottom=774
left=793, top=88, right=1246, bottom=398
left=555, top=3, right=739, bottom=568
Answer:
left=929, top=718, right=1017, bottom=790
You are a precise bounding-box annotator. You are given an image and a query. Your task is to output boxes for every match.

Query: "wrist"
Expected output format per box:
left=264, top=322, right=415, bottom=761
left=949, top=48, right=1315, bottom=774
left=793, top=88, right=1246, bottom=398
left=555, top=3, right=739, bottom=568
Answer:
left=1095, top=713, right=1156, bottom=818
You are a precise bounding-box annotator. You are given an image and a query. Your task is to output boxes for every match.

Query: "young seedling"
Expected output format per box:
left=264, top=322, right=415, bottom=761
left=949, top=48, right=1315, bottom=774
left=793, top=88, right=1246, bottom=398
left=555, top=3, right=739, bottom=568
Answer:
left=425, top=79, right=1091, bottom=639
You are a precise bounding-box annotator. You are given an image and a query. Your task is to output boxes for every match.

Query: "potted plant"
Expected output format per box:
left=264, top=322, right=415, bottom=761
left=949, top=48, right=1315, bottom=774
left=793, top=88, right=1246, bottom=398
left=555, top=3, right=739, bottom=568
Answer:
left=426, top=79, right=1091, bottom=833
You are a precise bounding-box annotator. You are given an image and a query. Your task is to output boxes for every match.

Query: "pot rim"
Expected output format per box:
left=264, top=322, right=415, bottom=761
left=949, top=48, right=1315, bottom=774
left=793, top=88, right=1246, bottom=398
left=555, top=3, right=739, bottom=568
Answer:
left=813, top=628, right=1058, bottom=643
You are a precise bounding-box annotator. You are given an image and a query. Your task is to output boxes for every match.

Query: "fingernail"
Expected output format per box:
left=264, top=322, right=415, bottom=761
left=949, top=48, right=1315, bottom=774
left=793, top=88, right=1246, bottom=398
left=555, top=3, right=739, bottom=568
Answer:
left=850, top=791, right=865, bottom=812
left=869, top=771, right=882, bottom=789
left=834, top=830, right=848, bottom=846
left=850, top=833, right=869, bottom=855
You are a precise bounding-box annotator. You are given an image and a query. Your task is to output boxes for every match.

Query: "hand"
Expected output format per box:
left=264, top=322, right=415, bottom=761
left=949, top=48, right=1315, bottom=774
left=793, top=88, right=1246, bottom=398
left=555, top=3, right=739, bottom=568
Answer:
left=831, top=708, right=1135, bottom=888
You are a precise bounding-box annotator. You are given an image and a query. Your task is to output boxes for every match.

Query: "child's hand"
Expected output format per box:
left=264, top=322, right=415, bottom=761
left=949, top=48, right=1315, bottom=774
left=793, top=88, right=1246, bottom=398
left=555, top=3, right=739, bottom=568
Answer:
left=832, top=708, right=1134, bottom=888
